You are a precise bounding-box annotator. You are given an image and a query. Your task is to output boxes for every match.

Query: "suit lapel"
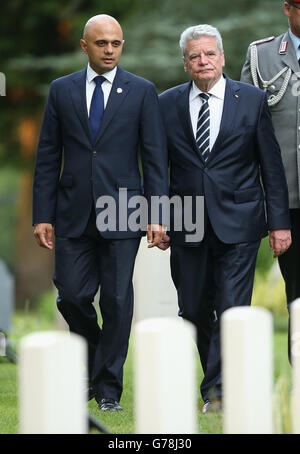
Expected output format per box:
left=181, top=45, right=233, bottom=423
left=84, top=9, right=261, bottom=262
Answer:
left=281, top=32, right=300, bottom=79
left=94, top=66, right=131, bottom=145
left=176, top=81, right=205, bottom=163
left=70, top=69, right=92, bottom=143
left=206, top=76, right=240, bottom=164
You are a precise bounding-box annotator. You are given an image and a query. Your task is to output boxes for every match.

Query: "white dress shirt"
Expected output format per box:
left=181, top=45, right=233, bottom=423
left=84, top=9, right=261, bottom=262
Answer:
left=86, top=64, right=117, bottom=115
left=189, top=75, right=226, bottom=151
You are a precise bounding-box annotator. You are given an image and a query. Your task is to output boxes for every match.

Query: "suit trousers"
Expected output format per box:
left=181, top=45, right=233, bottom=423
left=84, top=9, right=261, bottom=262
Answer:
left=53, top=210, right=140, bottom=402
left=278, top=208, right=300, bottom=360
left=170, top=221, right=260, bottom=402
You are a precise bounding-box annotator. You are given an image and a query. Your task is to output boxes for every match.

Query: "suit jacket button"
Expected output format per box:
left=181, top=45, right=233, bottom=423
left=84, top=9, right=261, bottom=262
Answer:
left=93, top=150, right=97, bottom=155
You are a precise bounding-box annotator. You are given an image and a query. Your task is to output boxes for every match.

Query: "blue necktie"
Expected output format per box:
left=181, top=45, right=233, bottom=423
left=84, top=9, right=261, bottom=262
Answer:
left=196, top=93, right=210, bottom=162
left=89, top=75, right=106, bottom=141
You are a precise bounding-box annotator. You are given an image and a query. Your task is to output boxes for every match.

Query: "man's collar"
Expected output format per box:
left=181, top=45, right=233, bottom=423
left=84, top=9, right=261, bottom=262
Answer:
left=87, top=63, right=117, bottom=84
left=190, top=74, right=226, bottom=101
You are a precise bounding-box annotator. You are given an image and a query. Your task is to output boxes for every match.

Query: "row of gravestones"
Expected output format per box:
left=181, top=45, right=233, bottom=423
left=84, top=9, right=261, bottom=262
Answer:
left=2, top=241, right=300, bottom=433
left=18, top=303, right=300, bottom=434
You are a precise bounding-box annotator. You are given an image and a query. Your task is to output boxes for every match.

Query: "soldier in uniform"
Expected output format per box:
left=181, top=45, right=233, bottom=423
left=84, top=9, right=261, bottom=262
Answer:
left=241, top=0, right=300, bottom=358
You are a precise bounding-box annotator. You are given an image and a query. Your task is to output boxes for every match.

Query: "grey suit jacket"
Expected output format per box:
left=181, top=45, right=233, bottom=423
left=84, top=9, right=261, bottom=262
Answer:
left=241, top=31, right=300, bottom=208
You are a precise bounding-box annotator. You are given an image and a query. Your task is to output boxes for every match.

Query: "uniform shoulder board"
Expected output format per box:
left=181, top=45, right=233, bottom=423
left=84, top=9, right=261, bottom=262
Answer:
left=250, top=36, right=275, bottom=46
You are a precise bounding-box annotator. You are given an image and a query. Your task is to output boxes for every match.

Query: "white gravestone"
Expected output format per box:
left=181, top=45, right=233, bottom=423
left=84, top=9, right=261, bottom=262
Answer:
left=19, top=331, right=87, bottom=434
left=133, top=237, right=178, bottom=322
left=0, top=72, right=5, bottom=96
left=291, top=299, right=300, bottom=434
left=222, top=306, right=273, bottom=434
left=0, top=259, right=14, bottom=334
left=134, top=317, right=197, bottom=434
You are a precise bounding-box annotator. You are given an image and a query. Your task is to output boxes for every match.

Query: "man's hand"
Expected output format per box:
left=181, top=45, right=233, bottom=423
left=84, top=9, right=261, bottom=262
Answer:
left=147, top=224, right=165, bottom=248
left=34, top=223, right=54, bottom=250
left=269, top=229, right=292, bottom=258
left=156, top=233, right=171, bottom=251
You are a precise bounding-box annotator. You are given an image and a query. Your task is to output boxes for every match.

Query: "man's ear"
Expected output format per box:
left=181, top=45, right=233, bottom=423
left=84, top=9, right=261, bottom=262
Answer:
left=80, top=39, right=88, bottom=54
left=283, top=1, right=291, bottom=19
left=183, top=56, right=188, bottom=73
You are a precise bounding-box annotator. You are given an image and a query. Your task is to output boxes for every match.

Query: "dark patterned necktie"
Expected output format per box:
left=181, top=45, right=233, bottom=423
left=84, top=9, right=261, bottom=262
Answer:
left=89, top=75, right=106, bottom=141
left=196, top=93, right=210, bottom=162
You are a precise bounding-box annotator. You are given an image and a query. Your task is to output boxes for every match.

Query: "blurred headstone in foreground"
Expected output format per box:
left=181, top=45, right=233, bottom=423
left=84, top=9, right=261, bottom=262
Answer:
left=222, top=306, right=273, bottom=434
left=134, top=317, right=197, bottom=434
left=19, top=331, right=87, bottom=434
left=291, top=299, right=300, bottom=434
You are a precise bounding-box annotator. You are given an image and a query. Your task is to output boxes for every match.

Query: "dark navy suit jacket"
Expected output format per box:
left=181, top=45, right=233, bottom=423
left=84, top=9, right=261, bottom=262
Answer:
left=33, top=66, right=168, bottom=238
left=159, top=75, right=290, bottom=245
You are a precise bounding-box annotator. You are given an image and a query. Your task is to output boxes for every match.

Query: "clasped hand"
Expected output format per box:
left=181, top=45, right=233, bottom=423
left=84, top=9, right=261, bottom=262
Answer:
left=147, top=224, right=167, bottom=248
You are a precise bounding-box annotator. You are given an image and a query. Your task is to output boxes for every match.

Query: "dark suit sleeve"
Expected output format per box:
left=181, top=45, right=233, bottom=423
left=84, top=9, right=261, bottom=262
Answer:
left=256, top=92, right=290, bottom=230
left=32, top=82, right=63, bottom=225
left=139, top=83, right=169, bottom=224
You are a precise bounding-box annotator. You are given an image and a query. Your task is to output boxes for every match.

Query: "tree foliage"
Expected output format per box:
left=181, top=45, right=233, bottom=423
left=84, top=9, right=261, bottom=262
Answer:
left=0, top=0, right=288, bottom=164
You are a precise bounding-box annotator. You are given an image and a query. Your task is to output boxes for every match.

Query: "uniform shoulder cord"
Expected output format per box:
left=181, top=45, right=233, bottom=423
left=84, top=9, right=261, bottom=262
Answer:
left=250, top=44, right=292, bottom=106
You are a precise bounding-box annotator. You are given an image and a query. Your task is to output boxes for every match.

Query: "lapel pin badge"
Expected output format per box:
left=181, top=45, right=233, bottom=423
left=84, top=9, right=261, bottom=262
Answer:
left=117, top=88, right=123, bottom=94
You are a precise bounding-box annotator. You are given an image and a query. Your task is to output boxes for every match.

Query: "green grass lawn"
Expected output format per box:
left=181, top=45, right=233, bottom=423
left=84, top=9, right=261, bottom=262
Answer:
left=0, top=313, right=291, bottom=434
